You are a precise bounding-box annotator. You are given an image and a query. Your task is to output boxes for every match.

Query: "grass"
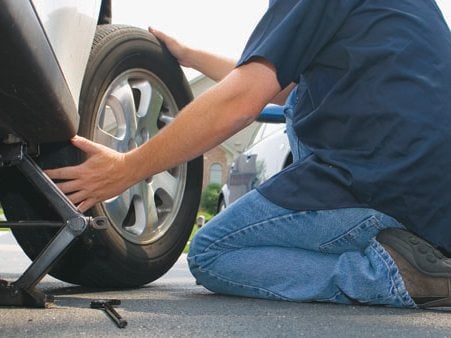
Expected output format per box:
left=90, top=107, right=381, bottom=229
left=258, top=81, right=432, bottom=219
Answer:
left=0, top=208, right=7, bottom=231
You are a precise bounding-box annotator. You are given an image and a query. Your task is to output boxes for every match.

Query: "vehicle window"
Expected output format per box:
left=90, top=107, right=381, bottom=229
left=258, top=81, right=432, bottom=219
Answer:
left=260, top=123, right=285, bottom=139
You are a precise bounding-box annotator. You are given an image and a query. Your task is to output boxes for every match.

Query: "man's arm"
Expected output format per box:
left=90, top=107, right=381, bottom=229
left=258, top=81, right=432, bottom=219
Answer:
left=150, top=28, right=295, bottom=103
left=150, top=28, right=236, bottom=82
left=46, top=58, right=281, bottom=212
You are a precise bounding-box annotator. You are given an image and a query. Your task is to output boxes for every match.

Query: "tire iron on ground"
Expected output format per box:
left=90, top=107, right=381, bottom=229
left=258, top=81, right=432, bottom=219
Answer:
left=90, top=299, right=128, bottom=328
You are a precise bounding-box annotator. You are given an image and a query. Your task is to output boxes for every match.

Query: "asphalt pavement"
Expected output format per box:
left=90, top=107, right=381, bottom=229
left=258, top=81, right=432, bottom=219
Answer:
left=1, top=231, right=451, bottom=337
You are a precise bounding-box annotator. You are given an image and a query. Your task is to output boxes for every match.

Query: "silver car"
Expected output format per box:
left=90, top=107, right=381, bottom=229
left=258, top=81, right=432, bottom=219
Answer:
left=0, top=0, right=202, bottom=291
left=218, top=105, right=292, bottom=211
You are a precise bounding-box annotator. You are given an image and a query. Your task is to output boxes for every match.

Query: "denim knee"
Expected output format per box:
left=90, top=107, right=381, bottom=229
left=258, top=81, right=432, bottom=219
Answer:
left=187, top=232, right=213, bottom=283
left=188, top=221, right=214, bottom=257
left=187, top=220, right=216, bottom=272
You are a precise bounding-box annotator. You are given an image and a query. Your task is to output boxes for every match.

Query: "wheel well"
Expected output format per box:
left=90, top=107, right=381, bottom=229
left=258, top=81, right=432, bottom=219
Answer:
left=216, top=193, right=224, bottom=213
left=98, top=0, right=112, bottom=24
left=283, top=152, right=293, bottom=168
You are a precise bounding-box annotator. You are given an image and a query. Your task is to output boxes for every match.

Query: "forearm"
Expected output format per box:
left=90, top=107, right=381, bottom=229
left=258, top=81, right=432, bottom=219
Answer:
left=125, top=61, right=281, bottom=184
left=184, top=48, right=237, bottom=82
left=126, top=83, right=254, bottom=184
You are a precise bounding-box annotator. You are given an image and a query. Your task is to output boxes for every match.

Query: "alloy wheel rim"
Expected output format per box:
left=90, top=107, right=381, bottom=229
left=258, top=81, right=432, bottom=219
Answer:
left=93, top=69, right=187, bottom=244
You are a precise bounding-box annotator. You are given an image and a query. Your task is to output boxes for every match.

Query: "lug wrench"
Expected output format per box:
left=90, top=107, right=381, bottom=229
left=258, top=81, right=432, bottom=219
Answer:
left=90, top=299, right=128, bottom=328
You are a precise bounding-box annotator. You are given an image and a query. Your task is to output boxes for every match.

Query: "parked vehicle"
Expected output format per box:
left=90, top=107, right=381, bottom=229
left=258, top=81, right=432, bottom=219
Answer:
left=217, top=106, right=292, bottom=211
left=0, top=0, right=202, bottom=289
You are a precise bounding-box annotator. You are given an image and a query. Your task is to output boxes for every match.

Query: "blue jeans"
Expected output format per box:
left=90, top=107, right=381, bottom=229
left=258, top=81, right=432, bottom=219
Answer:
left=188, top=192, right=415, bottom=307
left=188, top=88, right=415, bottom=308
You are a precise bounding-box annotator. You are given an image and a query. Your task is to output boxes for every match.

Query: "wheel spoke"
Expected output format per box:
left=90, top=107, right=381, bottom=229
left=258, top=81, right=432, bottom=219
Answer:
left=103, top=193, right=131, bottom=227
left=131, top=80, right=152, bottom=117
left=94, top=127, right=122, bottom=150
left=132, top=80, right=164, bottom=139
left=110, top=80, right=139, bottom=149
left=151, top=171, right=178, bottom=202
left=95, top=95, right=127, bottom=151
left=144, top=183, right=160, bottom=231
left=128, top=181, right=159, bottom=233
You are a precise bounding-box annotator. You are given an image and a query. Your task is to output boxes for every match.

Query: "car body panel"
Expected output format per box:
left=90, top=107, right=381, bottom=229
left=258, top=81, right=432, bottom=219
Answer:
left=31, top=0, right=102, bottom=109
left=0, top=0, right=104, bottom=143
left=250, top=123, right=290, bottom=184
left=219, top=120, right=291, bottom=209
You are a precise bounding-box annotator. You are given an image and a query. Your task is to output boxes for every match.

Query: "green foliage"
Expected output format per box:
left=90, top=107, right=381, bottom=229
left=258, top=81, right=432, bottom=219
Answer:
left=197, top=210, right=214, bottom=222
left=199, top=183, right=221, bottom=215
left=183, top=211, right=216, bottom=253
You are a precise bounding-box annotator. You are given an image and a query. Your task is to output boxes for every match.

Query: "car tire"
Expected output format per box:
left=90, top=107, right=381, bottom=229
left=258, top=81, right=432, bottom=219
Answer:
left=0, top=25, right=203, bottom=288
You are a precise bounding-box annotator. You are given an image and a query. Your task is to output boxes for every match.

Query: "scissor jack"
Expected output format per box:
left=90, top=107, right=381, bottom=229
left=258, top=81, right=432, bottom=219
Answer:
left=0, top=143, right=107, bottom=307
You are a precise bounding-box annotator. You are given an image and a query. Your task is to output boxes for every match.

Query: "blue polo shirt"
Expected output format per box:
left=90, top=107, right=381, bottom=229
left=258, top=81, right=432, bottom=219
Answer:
left=237, top=0, right=451, bottom=251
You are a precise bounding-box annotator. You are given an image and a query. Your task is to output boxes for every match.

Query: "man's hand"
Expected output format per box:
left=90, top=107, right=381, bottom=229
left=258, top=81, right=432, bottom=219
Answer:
left=46, top=136, right=131, bottom=213
left=149, top=27, right=192, bottom=68
left=149, top=27, right=236, bottom=82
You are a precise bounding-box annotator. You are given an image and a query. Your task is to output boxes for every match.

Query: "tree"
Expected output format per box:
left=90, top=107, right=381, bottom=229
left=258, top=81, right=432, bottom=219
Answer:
left=200, top=183, right=221, bottom=215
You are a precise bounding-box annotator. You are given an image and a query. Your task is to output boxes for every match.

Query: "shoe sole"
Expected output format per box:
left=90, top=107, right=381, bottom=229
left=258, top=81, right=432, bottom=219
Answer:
left=376, top=228, right=451, bottom=278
